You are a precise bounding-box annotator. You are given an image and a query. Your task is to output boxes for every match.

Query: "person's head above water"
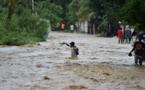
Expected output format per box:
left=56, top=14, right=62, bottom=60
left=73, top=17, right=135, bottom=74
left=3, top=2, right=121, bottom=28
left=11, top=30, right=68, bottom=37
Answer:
left=70, top=41, right=75, bottom=47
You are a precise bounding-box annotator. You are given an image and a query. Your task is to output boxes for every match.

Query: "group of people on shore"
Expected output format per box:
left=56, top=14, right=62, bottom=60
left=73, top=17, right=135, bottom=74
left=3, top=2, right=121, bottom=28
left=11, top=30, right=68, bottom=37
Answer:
left=117, top=26, right=132, bottom=44
left=61, top=23, right=77, bottom=32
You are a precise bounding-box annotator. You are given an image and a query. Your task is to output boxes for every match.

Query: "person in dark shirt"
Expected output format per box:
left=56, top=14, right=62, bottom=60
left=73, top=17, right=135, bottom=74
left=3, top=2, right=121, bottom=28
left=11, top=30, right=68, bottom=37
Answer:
left=128, top=37, right=145, bottom=65
left=125, top=27, right=132, bottom=43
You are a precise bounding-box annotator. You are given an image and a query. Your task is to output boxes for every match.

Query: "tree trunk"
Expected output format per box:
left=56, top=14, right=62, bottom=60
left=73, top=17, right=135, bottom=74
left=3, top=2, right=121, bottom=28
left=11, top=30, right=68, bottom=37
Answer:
left=8, top=0, right=16, bottom=19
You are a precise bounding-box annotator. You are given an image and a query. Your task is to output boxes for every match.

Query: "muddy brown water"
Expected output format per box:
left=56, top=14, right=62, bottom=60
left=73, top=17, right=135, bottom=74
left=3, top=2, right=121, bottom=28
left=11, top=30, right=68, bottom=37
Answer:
left=0, top=32, right=145, bottom=90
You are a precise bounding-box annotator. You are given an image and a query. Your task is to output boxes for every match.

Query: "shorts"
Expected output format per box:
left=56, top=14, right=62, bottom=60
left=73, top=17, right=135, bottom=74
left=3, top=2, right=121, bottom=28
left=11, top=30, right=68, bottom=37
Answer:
left=134, top=55, right=142, bottom=63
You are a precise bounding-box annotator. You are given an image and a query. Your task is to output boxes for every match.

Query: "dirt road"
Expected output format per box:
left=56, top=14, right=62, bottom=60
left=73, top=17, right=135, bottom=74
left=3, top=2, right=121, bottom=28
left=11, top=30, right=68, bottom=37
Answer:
left=0, top=32, right=145, bottom=90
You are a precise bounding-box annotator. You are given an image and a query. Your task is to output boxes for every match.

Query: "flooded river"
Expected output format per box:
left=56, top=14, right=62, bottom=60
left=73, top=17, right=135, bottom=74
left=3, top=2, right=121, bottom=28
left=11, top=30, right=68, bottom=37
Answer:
left=0, top=32, right=145, bottom=90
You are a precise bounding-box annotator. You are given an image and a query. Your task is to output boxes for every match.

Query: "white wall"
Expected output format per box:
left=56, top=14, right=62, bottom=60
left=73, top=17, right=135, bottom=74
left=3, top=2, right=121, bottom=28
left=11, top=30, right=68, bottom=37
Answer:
left=76, top=21, right=88, bottom=33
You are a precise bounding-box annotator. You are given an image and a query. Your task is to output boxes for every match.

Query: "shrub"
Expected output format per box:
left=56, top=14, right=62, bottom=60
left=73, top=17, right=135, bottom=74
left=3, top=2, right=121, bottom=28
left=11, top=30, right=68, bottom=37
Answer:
left=98, top=19, right=108, bottom=37
left=0, top=11, right=49, bottom=45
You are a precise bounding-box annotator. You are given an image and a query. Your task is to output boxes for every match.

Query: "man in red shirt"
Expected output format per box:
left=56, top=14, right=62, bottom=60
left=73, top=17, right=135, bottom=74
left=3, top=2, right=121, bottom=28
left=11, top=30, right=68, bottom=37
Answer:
left=117, top=27, right=123, bottom=43
left=61, top=23, right=65, bottom=30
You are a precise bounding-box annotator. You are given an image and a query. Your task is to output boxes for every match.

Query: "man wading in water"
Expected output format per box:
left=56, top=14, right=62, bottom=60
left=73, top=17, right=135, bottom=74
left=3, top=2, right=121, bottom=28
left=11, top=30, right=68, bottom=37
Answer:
left=128, top=36, right=145, bottom=65
left=60, top=41, right=79, bottom=59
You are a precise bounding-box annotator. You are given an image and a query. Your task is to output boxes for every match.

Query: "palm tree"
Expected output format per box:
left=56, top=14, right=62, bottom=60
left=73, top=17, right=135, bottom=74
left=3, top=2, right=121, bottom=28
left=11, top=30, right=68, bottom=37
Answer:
left=77, top=0, right=98, bottom=34
left=77, top=0, right=95, bottom=21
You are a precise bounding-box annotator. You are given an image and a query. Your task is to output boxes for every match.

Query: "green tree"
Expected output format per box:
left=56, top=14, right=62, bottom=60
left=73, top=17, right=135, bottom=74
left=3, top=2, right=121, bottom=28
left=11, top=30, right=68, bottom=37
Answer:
left=67, top=0, right=79, bottom=26
left=77, top=0, right=95, bottom=21
left=50, top=0, right=72, bottom=29
left=117, top=0, right=145, bottom=30
left=86, top=0, right=118, bottom=36
left=35, top=0, right=62, bottom=30
left=0, top=0, right=51, bottom=45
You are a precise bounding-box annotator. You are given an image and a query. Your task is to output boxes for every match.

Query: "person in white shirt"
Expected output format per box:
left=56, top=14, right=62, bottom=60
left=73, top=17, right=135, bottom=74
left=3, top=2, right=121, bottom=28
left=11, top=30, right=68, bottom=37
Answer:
left=70, top=25, right=74, bottom=32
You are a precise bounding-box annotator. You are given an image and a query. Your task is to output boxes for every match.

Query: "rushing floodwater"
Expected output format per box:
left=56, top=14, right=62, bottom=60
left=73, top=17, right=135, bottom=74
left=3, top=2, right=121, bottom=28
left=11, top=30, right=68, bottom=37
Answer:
left=0, top=32, right=145, bottom=90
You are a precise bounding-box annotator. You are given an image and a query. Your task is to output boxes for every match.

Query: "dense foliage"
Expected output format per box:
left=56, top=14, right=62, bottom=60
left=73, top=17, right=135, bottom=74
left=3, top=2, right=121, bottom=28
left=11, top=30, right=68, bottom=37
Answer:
left=0, top=0, right=60, bottom=45
left=0, top=0, right=145, bottom=45
left=117, top=0, right=145, bottom=30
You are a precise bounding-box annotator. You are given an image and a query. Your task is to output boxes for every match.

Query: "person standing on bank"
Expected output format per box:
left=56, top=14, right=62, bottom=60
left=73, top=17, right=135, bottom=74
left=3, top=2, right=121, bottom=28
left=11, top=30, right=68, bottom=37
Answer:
left=117, top=27, right=123, bottom=44
left=61, top=23, right=65, bottom=31
left=125, top=27, right=132, bottom=43
left=70, top=24, right=74, bottom=33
